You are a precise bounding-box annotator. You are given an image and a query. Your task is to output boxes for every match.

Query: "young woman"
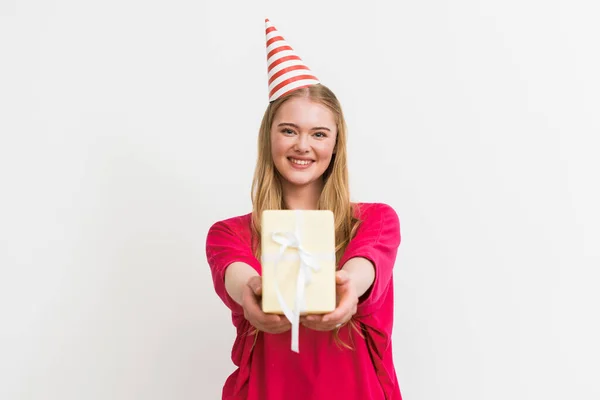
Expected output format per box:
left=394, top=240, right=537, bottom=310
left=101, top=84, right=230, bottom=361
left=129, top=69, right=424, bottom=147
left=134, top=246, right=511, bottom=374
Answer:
left=205, top=20, right=402, bottom=400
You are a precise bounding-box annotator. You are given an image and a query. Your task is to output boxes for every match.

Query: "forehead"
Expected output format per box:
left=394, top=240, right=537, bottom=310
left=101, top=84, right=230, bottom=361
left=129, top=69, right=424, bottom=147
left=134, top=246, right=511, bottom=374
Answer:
left=272, top=97, right=336, bottom=130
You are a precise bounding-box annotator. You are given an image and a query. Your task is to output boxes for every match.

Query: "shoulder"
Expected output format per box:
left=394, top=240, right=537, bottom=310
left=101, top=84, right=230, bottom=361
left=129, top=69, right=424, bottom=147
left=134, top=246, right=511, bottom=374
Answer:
left=350, top=202, right=401, bottom=245
left=206, top=212, right=253, bottom=241
left=209, top=211, right=251, bottom=228
left=353, top=202, right=399, bottom=223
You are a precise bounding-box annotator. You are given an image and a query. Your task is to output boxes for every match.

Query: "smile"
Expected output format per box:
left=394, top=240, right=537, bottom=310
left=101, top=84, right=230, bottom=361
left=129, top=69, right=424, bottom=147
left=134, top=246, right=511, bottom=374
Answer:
left=288, top=157, right=314, bottom=168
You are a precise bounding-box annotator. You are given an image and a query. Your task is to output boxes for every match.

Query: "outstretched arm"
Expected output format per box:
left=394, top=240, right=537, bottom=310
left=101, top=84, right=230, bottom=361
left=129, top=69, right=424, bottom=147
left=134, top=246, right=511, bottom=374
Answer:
left=225, top=262, right=259, bottom=306
left=300, top=257, right=374, bottom=331
left=342, top=256, right=375, bottom=299
left=224, top=261, right=291, bottom=334
left=301, top=203, right=401, bottom=331
left=206, top=220, right=290, bottom=333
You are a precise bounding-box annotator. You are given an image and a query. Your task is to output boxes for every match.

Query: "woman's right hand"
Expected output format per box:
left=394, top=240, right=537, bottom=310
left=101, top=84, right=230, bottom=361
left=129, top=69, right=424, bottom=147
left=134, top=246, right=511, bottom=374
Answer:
left=242, top=276, right=291, bottom=334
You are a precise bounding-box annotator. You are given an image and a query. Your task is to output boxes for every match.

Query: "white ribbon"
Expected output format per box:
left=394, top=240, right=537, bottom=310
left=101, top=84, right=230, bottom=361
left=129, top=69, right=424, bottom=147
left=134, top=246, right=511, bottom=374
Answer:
left=263, top=211, right=331, bottom=353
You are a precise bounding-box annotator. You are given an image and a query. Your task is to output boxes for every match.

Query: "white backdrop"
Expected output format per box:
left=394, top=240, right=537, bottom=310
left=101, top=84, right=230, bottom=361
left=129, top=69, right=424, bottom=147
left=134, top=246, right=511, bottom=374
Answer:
left=1, top=0, right=599, bottom=399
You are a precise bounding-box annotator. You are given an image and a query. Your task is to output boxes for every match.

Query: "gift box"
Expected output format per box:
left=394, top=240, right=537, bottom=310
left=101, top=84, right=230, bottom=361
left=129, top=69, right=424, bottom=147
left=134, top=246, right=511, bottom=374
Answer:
left=261, top=210, right=337, bottom=316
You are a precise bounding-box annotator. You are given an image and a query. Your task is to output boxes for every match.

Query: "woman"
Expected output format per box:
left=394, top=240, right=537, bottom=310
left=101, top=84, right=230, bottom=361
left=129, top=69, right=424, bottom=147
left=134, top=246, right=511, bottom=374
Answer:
left=205, top=19, right=402, bottom=400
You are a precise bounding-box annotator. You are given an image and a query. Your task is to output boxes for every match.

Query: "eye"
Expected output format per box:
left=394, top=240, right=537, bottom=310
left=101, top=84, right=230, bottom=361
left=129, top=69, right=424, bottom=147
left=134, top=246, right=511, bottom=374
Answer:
left=313, top=132, right=327, bottom=138
left=281, top=128, right=295, bottom=135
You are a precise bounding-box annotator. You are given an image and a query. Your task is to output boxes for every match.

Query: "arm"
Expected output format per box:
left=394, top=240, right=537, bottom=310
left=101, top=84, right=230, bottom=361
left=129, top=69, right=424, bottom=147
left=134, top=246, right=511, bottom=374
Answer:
left=341, top=203, right=401, bottom=317
left=206, top=220, right=291, bottom=334
left=224, top=262, right=290, bottom=333
left=341, top=257, right=375, bottom=299
left=206, top=220, right=261, bottom=313
left=224, top=262, right=259, bottom=306
left=301, top=204, right=400, bottom=330
left=301, top=257, right=374, bottom=329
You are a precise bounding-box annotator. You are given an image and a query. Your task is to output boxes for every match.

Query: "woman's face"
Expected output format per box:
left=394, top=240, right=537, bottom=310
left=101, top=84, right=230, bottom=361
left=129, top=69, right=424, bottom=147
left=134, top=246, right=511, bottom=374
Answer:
left=270, top=97, right=338, bottom=190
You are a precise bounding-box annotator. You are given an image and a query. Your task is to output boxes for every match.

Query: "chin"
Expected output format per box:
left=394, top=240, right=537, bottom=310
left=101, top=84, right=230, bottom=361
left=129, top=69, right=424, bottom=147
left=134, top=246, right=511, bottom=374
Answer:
left=281, top=176, right=315, bottom=187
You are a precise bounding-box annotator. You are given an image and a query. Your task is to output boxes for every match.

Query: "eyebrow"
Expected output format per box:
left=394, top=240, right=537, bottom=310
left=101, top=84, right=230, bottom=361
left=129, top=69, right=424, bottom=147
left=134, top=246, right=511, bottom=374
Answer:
left=277, top=122, right=331, bottom=132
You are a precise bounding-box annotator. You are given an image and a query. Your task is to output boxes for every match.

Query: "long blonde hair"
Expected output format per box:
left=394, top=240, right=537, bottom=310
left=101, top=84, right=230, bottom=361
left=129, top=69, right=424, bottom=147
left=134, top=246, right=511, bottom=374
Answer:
left=249, top=84, right=363, bottom=349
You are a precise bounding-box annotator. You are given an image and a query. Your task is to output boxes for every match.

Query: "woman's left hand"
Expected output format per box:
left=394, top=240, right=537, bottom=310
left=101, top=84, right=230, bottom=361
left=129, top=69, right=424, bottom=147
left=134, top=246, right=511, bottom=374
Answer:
left=300, top=269, right=358, bottom=331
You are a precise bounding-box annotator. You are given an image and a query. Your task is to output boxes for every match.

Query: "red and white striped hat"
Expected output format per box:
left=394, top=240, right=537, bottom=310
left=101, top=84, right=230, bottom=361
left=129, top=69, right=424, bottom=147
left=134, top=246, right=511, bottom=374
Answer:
left=265, top=18, right=320, bottom=102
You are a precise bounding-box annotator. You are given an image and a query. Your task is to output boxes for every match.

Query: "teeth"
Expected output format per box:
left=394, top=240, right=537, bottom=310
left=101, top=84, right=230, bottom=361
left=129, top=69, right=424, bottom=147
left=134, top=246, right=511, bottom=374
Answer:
left=290, top=158, right=311, bottom=165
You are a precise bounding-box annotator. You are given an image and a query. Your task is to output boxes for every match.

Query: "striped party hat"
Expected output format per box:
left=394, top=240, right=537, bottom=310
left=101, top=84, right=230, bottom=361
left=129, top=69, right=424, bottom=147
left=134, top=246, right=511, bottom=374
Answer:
left=265, top=18, right=320, bottom=102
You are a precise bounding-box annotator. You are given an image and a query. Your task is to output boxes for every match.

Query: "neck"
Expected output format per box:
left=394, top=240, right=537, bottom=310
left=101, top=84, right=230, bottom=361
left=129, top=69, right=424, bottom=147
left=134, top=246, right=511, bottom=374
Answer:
left=282, top=179, right=324, bottom=210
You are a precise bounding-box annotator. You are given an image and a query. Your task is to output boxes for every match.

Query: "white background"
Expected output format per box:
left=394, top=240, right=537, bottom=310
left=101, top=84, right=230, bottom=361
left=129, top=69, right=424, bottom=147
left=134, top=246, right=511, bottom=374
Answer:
left=1, top=0, right=599, bottom=399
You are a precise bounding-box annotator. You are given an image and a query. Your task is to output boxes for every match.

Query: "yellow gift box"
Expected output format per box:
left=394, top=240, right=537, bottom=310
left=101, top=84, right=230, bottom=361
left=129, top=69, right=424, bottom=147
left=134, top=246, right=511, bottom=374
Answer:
left=261, top=210, right=337, bottom=318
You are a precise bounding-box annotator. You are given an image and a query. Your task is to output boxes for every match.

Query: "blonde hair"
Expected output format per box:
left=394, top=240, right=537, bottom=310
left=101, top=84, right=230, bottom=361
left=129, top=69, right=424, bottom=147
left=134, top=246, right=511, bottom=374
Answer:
left=249, top=84, right=363, bottom=349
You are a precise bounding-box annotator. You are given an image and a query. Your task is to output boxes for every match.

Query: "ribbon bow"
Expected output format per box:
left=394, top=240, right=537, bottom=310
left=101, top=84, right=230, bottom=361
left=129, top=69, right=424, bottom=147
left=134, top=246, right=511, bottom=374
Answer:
left=270, top=212, right=321, bottom=353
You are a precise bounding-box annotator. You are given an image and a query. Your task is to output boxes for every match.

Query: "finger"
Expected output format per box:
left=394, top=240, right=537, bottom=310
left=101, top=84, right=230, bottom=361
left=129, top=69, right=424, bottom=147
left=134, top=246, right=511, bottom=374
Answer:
left=272, top=322, right=292, bottom=333
left=336, top=270, right=351, bottom=285
left=322, top=298, right=353, bottom=323
left=242, top=288, right=282, bottom=324
left=260, top=318, right=292, bottom=334
left=301, top=315, right=323, bottom=323
left=242, top=278, right=285, bottom=325
left=258, top=311, right=284, bottom=324
left=263, top=314, right=291, bottom=327
left=321, top=312, right=346, bottom=324
left=300, top=320, right=323, bottom=331
left=247, top=276, right=262, bottom=295
left=301, top=320, right=337, bottom=331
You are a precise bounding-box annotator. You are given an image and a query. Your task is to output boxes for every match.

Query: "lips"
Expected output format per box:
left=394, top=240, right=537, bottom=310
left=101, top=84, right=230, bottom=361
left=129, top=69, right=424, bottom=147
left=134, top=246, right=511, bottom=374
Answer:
left=288, top=157, right=314, bottom=169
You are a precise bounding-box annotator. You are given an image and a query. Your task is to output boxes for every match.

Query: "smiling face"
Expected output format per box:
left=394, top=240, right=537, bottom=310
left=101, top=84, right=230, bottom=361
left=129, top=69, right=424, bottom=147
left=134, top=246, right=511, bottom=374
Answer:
left=270, top=96, right=338, bottom=191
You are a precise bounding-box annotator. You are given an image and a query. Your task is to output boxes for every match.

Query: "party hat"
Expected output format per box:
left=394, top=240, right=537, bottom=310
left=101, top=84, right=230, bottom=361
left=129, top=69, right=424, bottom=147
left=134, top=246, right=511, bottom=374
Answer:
left=265, top=18, right=320, bottom=102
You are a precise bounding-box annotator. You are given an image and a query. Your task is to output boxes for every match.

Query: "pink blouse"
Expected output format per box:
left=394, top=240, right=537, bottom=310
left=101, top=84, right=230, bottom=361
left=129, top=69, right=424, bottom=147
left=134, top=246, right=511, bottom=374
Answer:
left=206, top=203, right=403, bottom=399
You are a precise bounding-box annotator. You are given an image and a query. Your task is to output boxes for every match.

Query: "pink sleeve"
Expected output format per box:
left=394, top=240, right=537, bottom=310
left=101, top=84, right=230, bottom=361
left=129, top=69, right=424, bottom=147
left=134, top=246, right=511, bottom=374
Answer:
left=205, top=219, right=261, bottom=315
left=339, top=203, right=401, bottom=317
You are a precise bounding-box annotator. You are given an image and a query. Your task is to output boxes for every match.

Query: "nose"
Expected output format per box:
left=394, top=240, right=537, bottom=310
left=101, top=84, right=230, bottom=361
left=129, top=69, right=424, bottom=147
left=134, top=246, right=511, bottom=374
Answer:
left=294, top=134, right=310, bottom=153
